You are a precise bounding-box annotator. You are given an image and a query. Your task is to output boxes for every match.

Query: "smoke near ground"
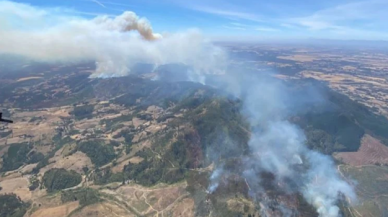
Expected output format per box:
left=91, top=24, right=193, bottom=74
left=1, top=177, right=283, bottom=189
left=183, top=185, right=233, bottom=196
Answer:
left=0, top=1, right=226, bottom=78
left=0, top=1, right=356, bottom=216
left=207, top=75, right=357, bottom=217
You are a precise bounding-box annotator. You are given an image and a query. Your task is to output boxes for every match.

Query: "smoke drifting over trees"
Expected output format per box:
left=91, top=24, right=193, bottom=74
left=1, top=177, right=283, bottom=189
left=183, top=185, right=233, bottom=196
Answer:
left=0, top=1, right=356, bottom=216
left=207, top=75, right=356, bottom=217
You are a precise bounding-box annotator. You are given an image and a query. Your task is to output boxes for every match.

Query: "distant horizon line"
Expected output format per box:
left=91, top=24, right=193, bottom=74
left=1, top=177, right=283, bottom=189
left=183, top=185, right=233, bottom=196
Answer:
left=211, top=38, right=388, bottom=48
left=212, top=37, right=388, bottom=43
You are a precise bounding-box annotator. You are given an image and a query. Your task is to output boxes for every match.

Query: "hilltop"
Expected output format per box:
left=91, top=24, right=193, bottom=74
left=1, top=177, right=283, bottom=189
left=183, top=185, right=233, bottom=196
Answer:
left=0, top=51, right=388, bottom=216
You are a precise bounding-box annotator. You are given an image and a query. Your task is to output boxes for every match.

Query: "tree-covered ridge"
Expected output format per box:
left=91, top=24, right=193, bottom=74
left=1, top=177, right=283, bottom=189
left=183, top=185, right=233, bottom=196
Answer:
left=61, top=188, right=101, bottom=207
left=0, top=194, right=29, bottom=217
left=291, top=82, right=388, bottom=153
left=87, top=77, right=388, bottom=190
left=1, top=143, right=44, bottom=172
left=120, top=93, right=250, bottom=187
left=325, top=86, right=388, bottom=142
left=98, top=76, right=214, bottom=109
left=77, top=140, right=116, bottom=167
left=2, top=70, right=388, bottom=216
left=42, top=168, right=82, bottom=192
left=0, top=69, right=96, bottom=108
left=71, top=104, right=94, bottom=120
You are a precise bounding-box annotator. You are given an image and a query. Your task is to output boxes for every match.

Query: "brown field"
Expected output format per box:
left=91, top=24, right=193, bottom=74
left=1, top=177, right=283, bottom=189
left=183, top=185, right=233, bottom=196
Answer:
left=132, top=117, right=145, bottom=128
left=171, top=198, right=195, bottom=217
left=277, top=55, right=317, bottom=62
left=111, top=156, right=143, bottom=173
left=71, top=202, right=135, bottom=217
left=295, top=71, right=388, bottom=117
left=334, top=135, right=388, bottom=166
left=40, top=150, right=93, bottom=175
left=2, top=169, right=23, bottom=180
left=2, top=107, right=73, bottom=149
left=73, top=118, right=100, bottom=132
left=128, top=156, right=144, bottom=164
left=101, top=182, right=190, bottom=216
left=20, top=163, right=39, bottom=174
left=29, top=202, right=79, bottom=217
left=111, top=158, right=132, bottom=173
left=338, top=165, right=388, bottom=217
left=299, top=71, right=388, bottom=88
left=227, top=197, right=255, bottom=213
left=0, top=176, right=31, bottom=201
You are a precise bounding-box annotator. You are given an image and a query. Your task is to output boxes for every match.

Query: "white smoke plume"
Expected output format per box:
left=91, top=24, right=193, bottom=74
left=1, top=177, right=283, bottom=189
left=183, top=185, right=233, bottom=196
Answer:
left=207, top=167, right=224, bottom=193
left=93, top=11, right=162, bottom=40
left=0, top=1, right=226, bottom=78
left=207, top=75, right=356, bottom=217
left=0, top=1, right=356, bottom=215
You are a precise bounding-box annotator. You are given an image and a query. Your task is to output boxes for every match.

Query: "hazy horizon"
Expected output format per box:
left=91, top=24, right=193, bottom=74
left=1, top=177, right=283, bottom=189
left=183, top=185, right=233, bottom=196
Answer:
left=2, top=0, right=388, bottom=41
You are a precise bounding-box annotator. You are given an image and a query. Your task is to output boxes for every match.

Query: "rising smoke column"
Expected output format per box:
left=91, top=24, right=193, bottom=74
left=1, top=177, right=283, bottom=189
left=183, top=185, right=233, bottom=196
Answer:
left=207, top=75, right=356, bottom=217
left=0, top=1, right=356, bottom=215
left=93, top=11, right=162, bottom=41
left=0, top=1, right=227, bottom=78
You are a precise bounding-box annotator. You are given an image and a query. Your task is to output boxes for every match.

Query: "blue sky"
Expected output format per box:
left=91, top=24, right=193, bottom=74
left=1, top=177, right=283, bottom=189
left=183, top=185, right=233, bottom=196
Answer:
left=9, top=0, right=388, bottom=40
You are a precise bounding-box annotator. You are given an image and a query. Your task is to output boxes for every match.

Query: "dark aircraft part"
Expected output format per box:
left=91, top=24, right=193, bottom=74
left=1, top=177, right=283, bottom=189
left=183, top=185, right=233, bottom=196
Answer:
left=0, top=112, right=13, bottom=123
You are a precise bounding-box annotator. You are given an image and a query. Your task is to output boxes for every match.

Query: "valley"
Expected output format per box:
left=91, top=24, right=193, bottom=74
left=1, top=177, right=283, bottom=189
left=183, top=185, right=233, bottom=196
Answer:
left=1, top=45, right=388, bottom=217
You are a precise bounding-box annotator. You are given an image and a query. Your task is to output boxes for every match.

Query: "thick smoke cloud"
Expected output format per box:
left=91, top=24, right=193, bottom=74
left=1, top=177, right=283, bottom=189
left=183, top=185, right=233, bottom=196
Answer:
left=94, top=11, right=162, bottom=41
left=0, top=1, right=355, bottom=216
left=0, top=1, right=226, bottom=78
left=207, top=75, right=356, bottom=217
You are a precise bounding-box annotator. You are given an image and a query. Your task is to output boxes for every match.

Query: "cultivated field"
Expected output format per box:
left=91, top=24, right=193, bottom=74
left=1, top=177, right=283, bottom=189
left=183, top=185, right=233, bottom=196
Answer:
left=335, top=134, right=388, bottom=166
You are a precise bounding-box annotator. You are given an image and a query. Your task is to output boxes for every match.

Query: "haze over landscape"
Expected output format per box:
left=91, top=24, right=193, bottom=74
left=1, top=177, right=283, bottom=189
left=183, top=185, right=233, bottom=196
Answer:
left=1, top=1, right=388, bottom=217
